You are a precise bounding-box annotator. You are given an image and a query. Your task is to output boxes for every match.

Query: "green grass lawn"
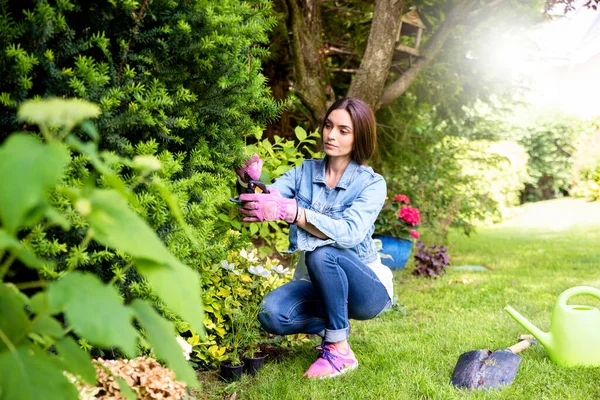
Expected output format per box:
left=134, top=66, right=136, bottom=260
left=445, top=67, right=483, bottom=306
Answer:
left=194, top=198, right=600, bottom=399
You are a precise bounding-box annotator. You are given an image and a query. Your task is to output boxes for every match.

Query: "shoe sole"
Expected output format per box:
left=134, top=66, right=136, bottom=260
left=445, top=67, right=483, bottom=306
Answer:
left=317, top=361, right=359, bottom=379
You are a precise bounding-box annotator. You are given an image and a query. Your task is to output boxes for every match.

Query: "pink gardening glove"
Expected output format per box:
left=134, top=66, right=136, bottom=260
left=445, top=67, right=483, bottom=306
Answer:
left=235, top=153, right=264, bottom=183
left=239, top=188, right=298, bottom=224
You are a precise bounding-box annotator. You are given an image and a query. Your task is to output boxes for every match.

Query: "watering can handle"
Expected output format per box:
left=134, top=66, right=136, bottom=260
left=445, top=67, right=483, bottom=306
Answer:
left=557, top=286, right=600, bottom=307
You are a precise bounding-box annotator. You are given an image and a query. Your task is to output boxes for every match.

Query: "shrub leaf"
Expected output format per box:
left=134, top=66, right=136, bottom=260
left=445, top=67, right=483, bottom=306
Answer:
left=0, top=283, right=29, bottom=351
left=54, top=336, right=97, bottom=385
left=0, top=135, right=69, bottom=234
left=0, top=345, right=79, bottom=400
left=131, top=299, right=199, bottom=387
left=136, top=259, right=204, bottom=336
left=47, top=272, right=137, bottom=356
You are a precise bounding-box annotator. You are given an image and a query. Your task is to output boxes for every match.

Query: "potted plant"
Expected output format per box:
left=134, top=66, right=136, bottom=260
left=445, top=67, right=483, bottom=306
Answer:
left=239, top=296, right=267, bottom=375
left=374, top=193, right=421, bottom=269
left=219, top=310, right=246, bottom=382
left=241, top=322, right=266, bottom=376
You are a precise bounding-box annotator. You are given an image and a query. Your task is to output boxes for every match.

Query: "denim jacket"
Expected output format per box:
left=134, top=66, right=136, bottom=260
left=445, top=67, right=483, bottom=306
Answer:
left=270, top=158, right=387, bottom=265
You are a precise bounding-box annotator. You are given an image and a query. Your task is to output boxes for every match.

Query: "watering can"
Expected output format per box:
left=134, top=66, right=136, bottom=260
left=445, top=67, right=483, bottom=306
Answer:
left=505, top=286, right=600, bottom=367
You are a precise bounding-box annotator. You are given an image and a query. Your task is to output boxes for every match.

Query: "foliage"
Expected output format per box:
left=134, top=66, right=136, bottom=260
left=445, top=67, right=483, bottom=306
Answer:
left=510, top=108, right=582, bottom=203
left=0, top=0, right=280, bottom=267
left=570, top=119, right=600, bottom=201
left=460, top=139, right=529, bottom=219
left=412, top=241, right=450, bottom=278
left=0, top=0, right=284, bottom=358
left=375, top=194, right=421, bottom=240
left=217, top=126, right=322, bottom=257
left=186, top=247, right=292, bottom=368
left=0, top=98, right=203, bottom=398
left=374, top=101, right=501, bottom=242
left=544, top=0, right=600, bottom=14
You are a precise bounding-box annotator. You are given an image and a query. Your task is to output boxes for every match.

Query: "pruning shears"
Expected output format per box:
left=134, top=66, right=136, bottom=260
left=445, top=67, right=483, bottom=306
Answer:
left=229, top=179, right=269, bottom=203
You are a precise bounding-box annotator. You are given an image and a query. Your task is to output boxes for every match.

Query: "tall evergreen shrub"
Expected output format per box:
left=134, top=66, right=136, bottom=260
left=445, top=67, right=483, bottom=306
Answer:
left=0, top=0, right=281, bottom=358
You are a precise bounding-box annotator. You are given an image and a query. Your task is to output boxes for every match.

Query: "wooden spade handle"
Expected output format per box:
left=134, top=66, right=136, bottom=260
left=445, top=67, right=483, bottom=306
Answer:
left=506, top=339, right=533, bottom=354
left=518, top=334, right=535, bottom=341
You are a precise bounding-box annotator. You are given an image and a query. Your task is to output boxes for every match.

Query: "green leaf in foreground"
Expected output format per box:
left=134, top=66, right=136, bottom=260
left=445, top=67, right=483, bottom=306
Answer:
left=131, top=299, right=199, bottom=388
left=47, top=272, right=137, bottom=355
left=29, top=315, right=64, bottom=339
left=0, top=229, right=20, bottom=250
left=0, top=135, right=70, bottom=234
left=55, top=336, right=97, bottom=385
left=0, top=284, right=29, bottom=351
left=137, top=259, right=205, bottom=336
left=113, top=375, right=136, bottom=400
left=0, top=345, right=79, bottom=400
left=86, top=189, right=177, bottom=265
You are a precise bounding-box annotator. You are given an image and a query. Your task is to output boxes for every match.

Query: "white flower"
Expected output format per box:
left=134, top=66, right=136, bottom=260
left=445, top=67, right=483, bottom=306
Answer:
left=176, top=336, right=192, bottom=361
left=248, top=265, right=271, bottom=277
left=220, top=260, right=235, bottom=271
left=220, top=260, right=240, bottom=275
left=272, top=265, right=290, bottom=275
left=240, top=249, right=258, bottom=263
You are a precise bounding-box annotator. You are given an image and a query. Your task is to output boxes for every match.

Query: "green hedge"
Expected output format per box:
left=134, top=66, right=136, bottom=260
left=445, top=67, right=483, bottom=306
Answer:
left=0, top=0, right=282, bottom=364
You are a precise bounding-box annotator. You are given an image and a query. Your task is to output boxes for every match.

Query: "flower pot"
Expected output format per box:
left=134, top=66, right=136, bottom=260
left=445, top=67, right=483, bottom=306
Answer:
left=219, top=361, right=244, bottom=382
left=373, top=234, right=413, bottom=269
left=243, top=353, right=266, bottom=376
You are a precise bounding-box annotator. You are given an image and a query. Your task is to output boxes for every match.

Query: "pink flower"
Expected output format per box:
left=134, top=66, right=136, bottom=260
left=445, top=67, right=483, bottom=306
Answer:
left=392, top=194, right=410, bottom=204
left=398, top=206, right=420, bottom=226
left=410, top=230, right=420, bottom=239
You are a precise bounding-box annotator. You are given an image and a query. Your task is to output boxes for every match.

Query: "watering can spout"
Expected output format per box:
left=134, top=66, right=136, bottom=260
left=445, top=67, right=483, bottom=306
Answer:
left=504, top=305, right=552, bottom=348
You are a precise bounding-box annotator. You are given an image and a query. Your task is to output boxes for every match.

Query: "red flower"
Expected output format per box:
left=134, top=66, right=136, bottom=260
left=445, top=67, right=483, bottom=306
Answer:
left=392, top=194, right=410, bottom=204
left=410, top=230, right=420, bottom=239
left=398, top=206, right=420, bottom=226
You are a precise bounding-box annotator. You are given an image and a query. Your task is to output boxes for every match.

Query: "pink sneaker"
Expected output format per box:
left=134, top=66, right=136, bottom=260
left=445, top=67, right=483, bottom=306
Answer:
left=302, top=341, right=358, bottom=379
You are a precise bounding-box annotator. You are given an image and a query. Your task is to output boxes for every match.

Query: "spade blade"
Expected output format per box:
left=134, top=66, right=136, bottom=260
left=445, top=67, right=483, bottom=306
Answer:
left=450, top=349, right=522, bottom=390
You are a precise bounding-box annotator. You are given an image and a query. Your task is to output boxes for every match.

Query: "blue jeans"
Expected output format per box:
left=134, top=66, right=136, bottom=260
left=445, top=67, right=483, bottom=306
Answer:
left=258, top=246, right=392, bottom=343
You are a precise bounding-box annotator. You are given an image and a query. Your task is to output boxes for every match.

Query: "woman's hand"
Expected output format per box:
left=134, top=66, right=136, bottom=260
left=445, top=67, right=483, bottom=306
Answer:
left=235, top=153, right=263, bottom=183
left=239, top=188, right=297, bottom=223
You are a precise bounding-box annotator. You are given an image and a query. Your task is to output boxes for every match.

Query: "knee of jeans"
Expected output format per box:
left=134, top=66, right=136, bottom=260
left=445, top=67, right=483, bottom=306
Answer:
left=257, top=296, right=286, bottom=335
left=305, top=246, right=333, bottom=273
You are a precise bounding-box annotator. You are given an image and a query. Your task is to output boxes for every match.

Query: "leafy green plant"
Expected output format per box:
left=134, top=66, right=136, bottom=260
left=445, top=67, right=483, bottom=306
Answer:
left=0, top=98, right=203, bottom=398
left=513, top=109, right=581, bottom=202
left=185, top=247, right=291, bottom=367
left=1, top=0, right=285, bottom=363
left=570, top=120, right=600, bottom=201
left=217, top=126, right=322, bottom=257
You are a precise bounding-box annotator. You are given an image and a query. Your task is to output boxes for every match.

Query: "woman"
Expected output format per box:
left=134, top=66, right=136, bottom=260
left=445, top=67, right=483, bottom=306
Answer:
left=237, top=97, right=392, bottom=379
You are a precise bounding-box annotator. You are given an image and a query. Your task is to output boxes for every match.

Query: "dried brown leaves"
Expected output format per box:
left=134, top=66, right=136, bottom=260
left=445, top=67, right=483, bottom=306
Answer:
left=78, top=356, right=187, bottom=400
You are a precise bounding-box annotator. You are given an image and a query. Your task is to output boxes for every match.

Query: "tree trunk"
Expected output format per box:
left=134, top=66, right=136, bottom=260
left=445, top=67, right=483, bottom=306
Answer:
left=283, top=0, right=501, bottom=122
left=283, top=0, right=332, bottom=124
left=347, top=0, right=404, bottom=112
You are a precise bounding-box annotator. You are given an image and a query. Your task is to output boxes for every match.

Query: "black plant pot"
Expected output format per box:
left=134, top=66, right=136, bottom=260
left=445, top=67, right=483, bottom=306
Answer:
left=219, top=361, right=244, bottom=382
left=243, top=353, right=266, bottom=376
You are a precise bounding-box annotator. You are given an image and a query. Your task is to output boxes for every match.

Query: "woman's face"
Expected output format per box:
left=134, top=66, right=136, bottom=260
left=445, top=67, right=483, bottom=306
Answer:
left=323, top=109, right=354, bottom=160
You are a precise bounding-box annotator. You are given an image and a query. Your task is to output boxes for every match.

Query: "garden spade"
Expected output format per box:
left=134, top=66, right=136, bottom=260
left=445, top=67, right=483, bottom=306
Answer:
left=450, top=339, right=534, bottom=390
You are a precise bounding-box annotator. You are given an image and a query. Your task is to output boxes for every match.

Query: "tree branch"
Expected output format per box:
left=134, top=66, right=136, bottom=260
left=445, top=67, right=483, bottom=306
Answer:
left=379, top=0, right=479, bottom=108
left=467, top=0, right=508, bottom=20
left=347, top=0, right=404, bottom=111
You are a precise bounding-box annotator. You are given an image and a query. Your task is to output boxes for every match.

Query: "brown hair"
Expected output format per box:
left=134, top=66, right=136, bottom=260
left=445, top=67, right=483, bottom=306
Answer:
left=320, top=97, right=376, bottom=165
